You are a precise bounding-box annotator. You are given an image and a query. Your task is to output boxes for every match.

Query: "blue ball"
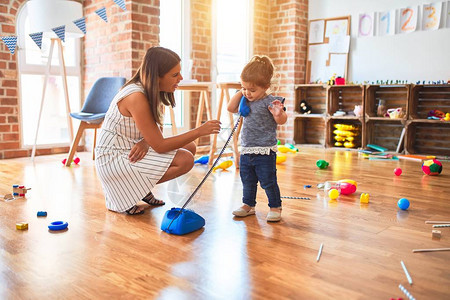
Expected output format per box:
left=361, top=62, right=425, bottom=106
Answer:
left=398, top=198, right=410, bottom=210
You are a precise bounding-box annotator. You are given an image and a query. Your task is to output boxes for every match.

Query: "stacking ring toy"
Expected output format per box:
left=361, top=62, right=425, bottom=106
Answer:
left=48, top=221, right=68, bottom=231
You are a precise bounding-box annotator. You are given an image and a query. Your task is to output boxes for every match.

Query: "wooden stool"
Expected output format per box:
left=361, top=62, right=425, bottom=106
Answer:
left=208, top=82, right=242, bottom=168
left=169, top=82, right=214, bottom=153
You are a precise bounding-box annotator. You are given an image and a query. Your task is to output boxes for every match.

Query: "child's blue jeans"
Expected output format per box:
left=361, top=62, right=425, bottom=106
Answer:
left=239, top=151, right=282, bottom=208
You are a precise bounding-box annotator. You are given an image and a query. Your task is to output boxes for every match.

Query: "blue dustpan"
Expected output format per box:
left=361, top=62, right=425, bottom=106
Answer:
left=161, top=207, right=205, bottom=235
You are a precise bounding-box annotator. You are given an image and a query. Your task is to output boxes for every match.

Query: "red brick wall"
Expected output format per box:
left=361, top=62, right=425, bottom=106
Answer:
left=268, top=0, right=308, bottom=143
left=253, top=0, right=270, bottom=55
left=190, top=0, right=212, bottom=146
left=0, top=0, right=26, bottom=159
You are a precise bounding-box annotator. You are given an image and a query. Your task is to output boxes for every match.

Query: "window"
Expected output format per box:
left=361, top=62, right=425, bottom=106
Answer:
left=17, top=5, right=81, bottom=147
left=212, top=0, right=252, bottom=139
left=160, top=0, right=191, bottom=134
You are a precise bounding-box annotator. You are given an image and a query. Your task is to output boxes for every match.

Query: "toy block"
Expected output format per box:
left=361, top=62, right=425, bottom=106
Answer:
left=16, top=222, right=28, bottom=230
left=432, top=230, right=441, bottom=239
left=12, top=184, right=31, bottom=197
left=37, top=211, right=47, bottom=217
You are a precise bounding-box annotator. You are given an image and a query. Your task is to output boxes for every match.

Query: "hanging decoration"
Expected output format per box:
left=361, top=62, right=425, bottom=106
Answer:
left=1, top=36, right=17, bottom=55
left=95, top=7, right=108, bottom=23
left=52, top=25, right=66, bottom=42
left=29, top=32, right=43, bottom=49
left=73, top=17, right=87, bottom=35
left=113, top=0, right=127, bottom=11
left=1, top=1, right=127, bottom=55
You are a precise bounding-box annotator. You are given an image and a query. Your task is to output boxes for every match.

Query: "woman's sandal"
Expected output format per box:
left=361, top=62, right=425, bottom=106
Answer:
left=142, top=192, right=165, bottom=206
left=126, top=205, right=145, bottom=215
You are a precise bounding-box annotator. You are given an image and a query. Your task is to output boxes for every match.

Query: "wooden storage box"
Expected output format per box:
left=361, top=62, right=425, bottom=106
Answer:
left=326, top=119, right=363, bottom=149
left=405, top=121, right=450, bottom=156
left=327, top=85, right=364, bottom=118
left=365, top=120, right=404, bottom=151
left=365, top=85, right=409, bottom=120
left=294, top=84, right=327, bottom=115
left=294, top=117, right=326, bottom=146
left=409, top=85, right=450, bottom=120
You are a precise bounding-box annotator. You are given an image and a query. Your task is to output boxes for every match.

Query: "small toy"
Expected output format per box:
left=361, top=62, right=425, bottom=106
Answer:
left=360, top=193, right=370, bottom=203
left=316, top=243, right=324, bottom=262
left=62, top=157, right=80, bottom=165
left=432, top=230, right=441, bottom=239
left=278, top=145, right=297, bottom=153
left=37, top=211, right=47, bottom=217
left=335, top=77, right=345, bottom=85
left=212, top=160, right=233, bottom=172
left=48, top=221, right=68, bottom=231
left=316, top=159, right=329, bottom=169
left=328, top=188, right=339, bottom=200
left=16, top=222, right=28, bottom=230
left=3, top=194, right=14, bottom=201
left=12, top=185, right=31, bottom=197
left=394, top=168, right=402, bottom=176
left=422, top=159, right=442, bottom=175
left=280, top=196, right=311, bottom=200
left=398, top=198, right=410, bottom=210
left=304, top=185, right=311, bottom=189
left=322, top=179, right=357, bottom=195
left=299, top=100, right=312, bottom=114
left=194, top=155, right=209, bottom=164
left=284, top=143, right=299, bottom=152
left=276, top=153, right=286, bottom=164
left=161, top=208, right=205, bottom=235
left=443, top=113, right=450, bottom=121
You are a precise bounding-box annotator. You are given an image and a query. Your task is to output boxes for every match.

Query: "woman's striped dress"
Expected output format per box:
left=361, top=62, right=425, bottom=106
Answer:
left=95, top=83, right=177, bottom=212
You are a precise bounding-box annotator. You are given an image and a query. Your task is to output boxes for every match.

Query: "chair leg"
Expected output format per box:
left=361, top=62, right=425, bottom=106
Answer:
left=65, top=122, right=87, bottom=167
left=92, top=128, right=97, bottom=160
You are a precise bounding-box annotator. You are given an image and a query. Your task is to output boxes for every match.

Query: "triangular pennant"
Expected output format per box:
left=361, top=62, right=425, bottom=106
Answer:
left=73, top=17, right=86, bottom=35
left=1, top=36, right=18, bottom=55
left=113, top=0, right=127, bottom=11
left=95, top=7, right=108, bottom=23
left=52, top=25, right=66, bottom=42
left=29, top=32, right=43, bottom=49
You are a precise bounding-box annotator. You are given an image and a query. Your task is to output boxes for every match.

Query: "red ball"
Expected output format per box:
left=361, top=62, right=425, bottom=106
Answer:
left=73, top=157, right=80, bottom=164
left=62, top=158, right=67, bottom=165
left=394, top=168, right=402, bottom=176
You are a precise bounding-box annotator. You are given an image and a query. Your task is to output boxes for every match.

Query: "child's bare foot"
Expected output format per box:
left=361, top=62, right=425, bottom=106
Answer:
left=232, top=204, right=256, bottom=217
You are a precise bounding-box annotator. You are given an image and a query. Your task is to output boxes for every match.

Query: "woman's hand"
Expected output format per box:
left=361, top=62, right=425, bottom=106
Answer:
left=198, top=120, right=221, bottom=136
left=129, top=139, right=149, bottom=163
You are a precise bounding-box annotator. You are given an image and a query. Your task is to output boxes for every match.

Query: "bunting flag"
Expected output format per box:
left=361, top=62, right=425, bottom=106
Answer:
left=52, top=25, right=66, bottom=42
left=1, top=36, right=18, bottom=55
left=73, top=17, right=86, bottom=35
left=95, top=7, right=108, bottom=23
left=113, top=0, right=127, bottom=11
left=29, top=32, right=43, bottom=49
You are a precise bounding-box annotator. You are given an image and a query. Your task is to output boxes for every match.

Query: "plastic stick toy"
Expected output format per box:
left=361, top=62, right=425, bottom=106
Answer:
left=398, top=284, right=415, bottom=300
left=400, top=260, right=413, bottom=285
left=316, top=243, right=324, bottom=262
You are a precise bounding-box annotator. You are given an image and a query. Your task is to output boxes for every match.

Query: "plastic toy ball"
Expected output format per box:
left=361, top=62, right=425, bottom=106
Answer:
left=328, top=188, right=339, bottom=200
left=422, top=159, right=442, bottom=176
left=316, top=159, right=329, bottom=169
left=397, top=198, right=410, bottom=210
left=394, top=168, right=402, bottom=176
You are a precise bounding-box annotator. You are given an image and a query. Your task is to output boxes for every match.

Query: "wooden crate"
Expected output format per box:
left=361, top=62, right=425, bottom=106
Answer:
left=365, top=85, right=409, bottom=120
left=409, top=85, right=450, bottom=120
left=327, top=119, right=363, bottom=149
left=294, top=117, right=326, bottom=146
left=294, top=84, right=327, bottom=115
left=327, top=85, right=364, bottom=117
left=365, top=120, right=404, bottom=151
left=405, top=121, right=450, bottom=156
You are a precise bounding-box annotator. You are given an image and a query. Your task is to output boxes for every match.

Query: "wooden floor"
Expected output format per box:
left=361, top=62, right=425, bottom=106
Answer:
left=1, top=148, right=449, bottom=299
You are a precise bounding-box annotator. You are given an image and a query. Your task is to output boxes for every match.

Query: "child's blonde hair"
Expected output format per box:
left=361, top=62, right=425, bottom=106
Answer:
left=241, top=55, right=275, bottom=89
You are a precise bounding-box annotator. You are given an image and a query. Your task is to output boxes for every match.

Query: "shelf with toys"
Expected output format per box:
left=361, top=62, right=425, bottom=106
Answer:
left=405, top=84, right=450, bottom=155
left=364, top=84, right=409, bottom=122
left=326, top=119, right=362, bottom=149
left=293, top=84, right=328, bottom=147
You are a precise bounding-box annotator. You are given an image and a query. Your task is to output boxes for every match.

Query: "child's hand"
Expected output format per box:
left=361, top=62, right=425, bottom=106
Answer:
left=268, top=100, right=285, bottom=117
left=129, top=139, right=149, bottom=163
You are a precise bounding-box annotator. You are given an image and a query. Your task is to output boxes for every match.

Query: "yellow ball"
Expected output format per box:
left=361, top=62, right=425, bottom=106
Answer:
left=328, top=188, right=339, bottom=200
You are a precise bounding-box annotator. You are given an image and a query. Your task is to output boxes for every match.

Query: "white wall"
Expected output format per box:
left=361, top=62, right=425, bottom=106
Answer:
left=309, top=0, right=450, bottom=83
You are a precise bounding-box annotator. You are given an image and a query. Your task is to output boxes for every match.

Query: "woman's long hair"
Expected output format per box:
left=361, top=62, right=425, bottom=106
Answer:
left=124, top=46, right=181, bottom=125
